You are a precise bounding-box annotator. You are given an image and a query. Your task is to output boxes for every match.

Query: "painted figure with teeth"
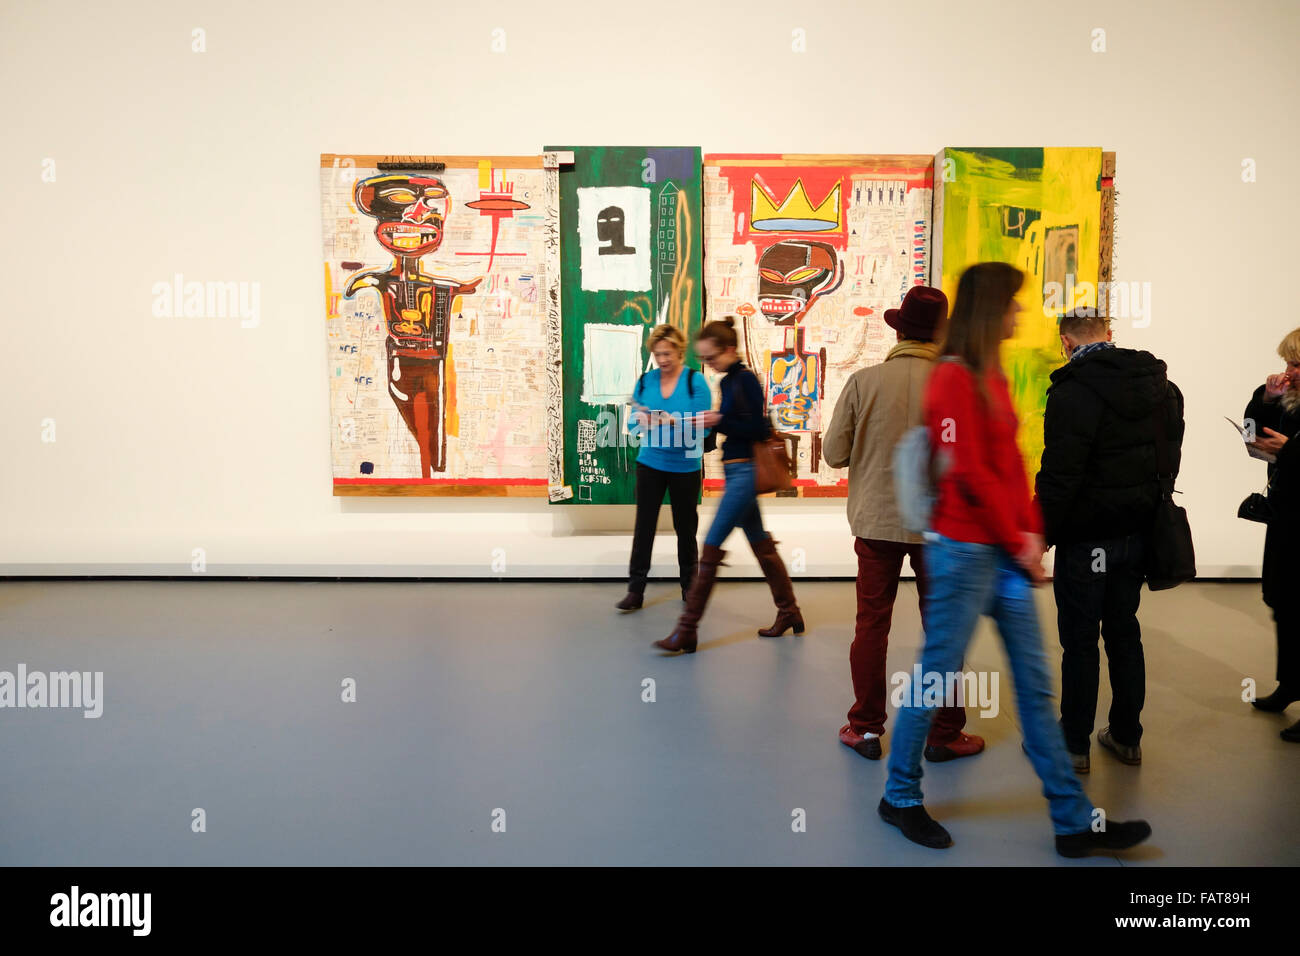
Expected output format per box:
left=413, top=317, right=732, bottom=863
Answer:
left=756, top=240, right=841, bottom=325
left=750, top=239, right=842, bottom=471
left=345, top=173, right=482, bottom=477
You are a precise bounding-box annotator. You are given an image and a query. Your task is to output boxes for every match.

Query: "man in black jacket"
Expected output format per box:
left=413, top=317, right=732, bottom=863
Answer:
left=1035, top=311, right=1185, bottom=772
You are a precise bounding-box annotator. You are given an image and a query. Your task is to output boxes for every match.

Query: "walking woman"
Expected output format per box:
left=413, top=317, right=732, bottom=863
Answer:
left=879, top=263, right=1151, bottom=857
left=617, top=324, right=713, bottom=610
left=654, top=316, right=803, bottom=653
left=1244, top=327, right=1300, bottom=740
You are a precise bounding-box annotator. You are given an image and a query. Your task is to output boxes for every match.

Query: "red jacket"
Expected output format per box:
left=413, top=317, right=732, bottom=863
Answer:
left=924, top=358, right=1042, bottom=555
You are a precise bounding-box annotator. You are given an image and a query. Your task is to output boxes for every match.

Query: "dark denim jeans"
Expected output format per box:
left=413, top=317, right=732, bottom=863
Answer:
left=884, top=534, right=1094, bottom=835
left=1053, top=534, right=1146, bottom=752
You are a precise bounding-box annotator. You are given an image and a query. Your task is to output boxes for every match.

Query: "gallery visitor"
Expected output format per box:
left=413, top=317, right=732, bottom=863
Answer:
left=878, top=262, right=1152, bottom=857
left=822, top=285, right=984, bottom=763
left=617, top=324, right=713, bottom=610
left=1243, top=327, right=1300, bottom=742
left=654, top=316, right=803, bottom=654
left=1034, top=309, right=1185, bottom=771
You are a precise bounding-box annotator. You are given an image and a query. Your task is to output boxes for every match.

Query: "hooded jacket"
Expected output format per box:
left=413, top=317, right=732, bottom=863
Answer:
left=1034, top=346, right=1185, bottom=546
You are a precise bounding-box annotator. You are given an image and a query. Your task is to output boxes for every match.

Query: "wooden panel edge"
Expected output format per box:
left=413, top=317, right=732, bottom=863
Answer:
left=320, top=154, right=546, bottom=169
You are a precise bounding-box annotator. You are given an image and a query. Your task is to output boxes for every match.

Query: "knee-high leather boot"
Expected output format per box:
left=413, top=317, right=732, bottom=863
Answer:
left=654, top=544, right=725, bottom=654
left=752, top=537, right=804, bottom=637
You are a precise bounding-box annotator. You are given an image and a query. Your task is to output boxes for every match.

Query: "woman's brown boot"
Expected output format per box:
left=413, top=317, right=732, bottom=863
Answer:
left=752, top=537, right=804, bottom=637
left=654, top=544, right=725, bottom=654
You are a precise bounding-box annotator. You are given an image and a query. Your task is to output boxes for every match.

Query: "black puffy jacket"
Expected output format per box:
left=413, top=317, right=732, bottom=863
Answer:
left=1034, top=346, right=1185, bottom=546
left=1244, top=384, right=1300, bottom=609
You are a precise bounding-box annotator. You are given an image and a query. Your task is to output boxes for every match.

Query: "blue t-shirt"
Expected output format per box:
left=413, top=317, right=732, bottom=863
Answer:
left=628, top=367, right=713, bottom=473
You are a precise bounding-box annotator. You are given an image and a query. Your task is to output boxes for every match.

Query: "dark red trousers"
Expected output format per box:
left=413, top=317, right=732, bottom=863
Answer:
left=849, top=537, right=966, bottom=745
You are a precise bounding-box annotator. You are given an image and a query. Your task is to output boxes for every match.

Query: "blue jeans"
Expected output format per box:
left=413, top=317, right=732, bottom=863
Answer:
left=704, top=460, right=769, bottom=548
left=884, top=534, right=1094, bottom=835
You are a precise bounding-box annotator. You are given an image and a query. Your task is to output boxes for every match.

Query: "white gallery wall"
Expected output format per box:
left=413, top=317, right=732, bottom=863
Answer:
left=1, top=0, right=1296, bottom=577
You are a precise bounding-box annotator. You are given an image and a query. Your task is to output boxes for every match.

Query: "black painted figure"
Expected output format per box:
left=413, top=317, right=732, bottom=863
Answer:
left=597, top=205, right=636, bottom=256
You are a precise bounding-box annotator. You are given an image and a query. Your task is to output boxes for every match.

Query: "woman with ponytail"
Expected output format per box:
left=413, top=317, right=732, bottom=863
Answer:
left=654, top=316, right=804, bottom=654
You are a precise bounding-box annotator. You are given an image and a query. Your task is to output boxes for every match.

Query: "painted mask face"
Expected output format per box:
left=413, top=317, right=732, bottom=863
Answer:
left=355, top=174, right=449, bottom=257
left=757, top=240, right=840, bottom=322
left=596, top=205, right=635, bottom=255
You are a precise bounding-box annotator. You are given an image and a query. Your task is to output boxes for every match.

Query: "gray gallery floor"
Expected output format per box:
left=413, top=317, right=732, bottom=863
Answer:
left=0, top=577, right=1295, bottom=866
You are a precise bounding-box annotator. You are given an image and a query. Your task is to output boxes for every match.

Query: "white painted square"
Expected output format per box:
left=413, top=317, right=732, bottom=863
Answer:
left=577, top=186, right=651, bottom=291
left=581, top=322, right=643, bottom=405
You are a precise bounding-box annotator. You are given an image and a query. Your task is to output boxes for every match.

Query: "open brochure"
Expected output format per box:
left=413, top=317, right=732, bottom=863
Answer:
left=1225, top=416, right=1277, bottom=463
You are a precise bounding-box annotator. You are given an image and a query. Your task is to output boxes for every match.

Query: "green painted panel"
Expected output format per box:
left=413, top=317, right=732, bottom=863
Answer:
left=545, top=146, right=704, bottom=505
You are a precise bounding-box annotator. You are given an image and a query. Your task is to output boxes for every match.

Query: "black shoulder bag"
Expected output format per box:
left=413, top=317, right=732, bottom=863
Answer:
left=1143, top=398, right=1196, bottom=590
left=1237, top=427, right=1290, bottom=524
left=1237, top=474, right=1274, bottom=524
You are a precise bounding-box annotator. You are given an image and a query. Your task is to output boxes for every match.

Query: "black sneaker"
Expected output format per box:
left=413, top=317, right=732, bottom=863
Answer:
left=878, top=798, right=953, bottom=849
left=1055, top=819, right=1152, bottom=858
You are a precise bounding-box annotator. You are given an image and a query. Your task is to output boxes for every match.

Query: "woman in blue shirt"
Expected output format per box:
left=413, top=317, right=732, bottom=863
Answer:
left=654, top=316, right=805, bottom=653
left=617, top=325, right=713, bottom=610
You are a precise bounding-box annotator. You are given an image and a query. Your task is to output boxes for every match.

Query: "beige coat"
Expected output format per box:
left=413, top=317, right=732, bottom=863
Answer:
left=822, top=340, right=938, bottom=543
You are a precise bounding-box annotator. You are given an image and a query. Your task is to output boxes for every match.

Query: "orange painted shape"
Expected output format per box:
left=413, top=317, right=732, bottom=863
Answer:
left=446, top=342, right=459, bottom=437
left=324, top=263, right=338, bottom=318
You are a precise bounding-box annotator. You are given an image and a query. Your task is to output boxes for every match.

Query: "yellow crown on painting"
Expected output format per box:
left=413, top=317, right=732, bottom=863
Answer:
left=751, top=179, right=841, bottom=232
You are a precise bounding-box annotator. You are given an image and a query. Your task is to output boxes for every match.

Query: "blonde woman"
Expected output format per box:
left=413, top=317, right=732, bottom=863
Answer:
left=617, top=325, right=712, bottom=610
left=1245, top=327, right=1300, bottom=741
